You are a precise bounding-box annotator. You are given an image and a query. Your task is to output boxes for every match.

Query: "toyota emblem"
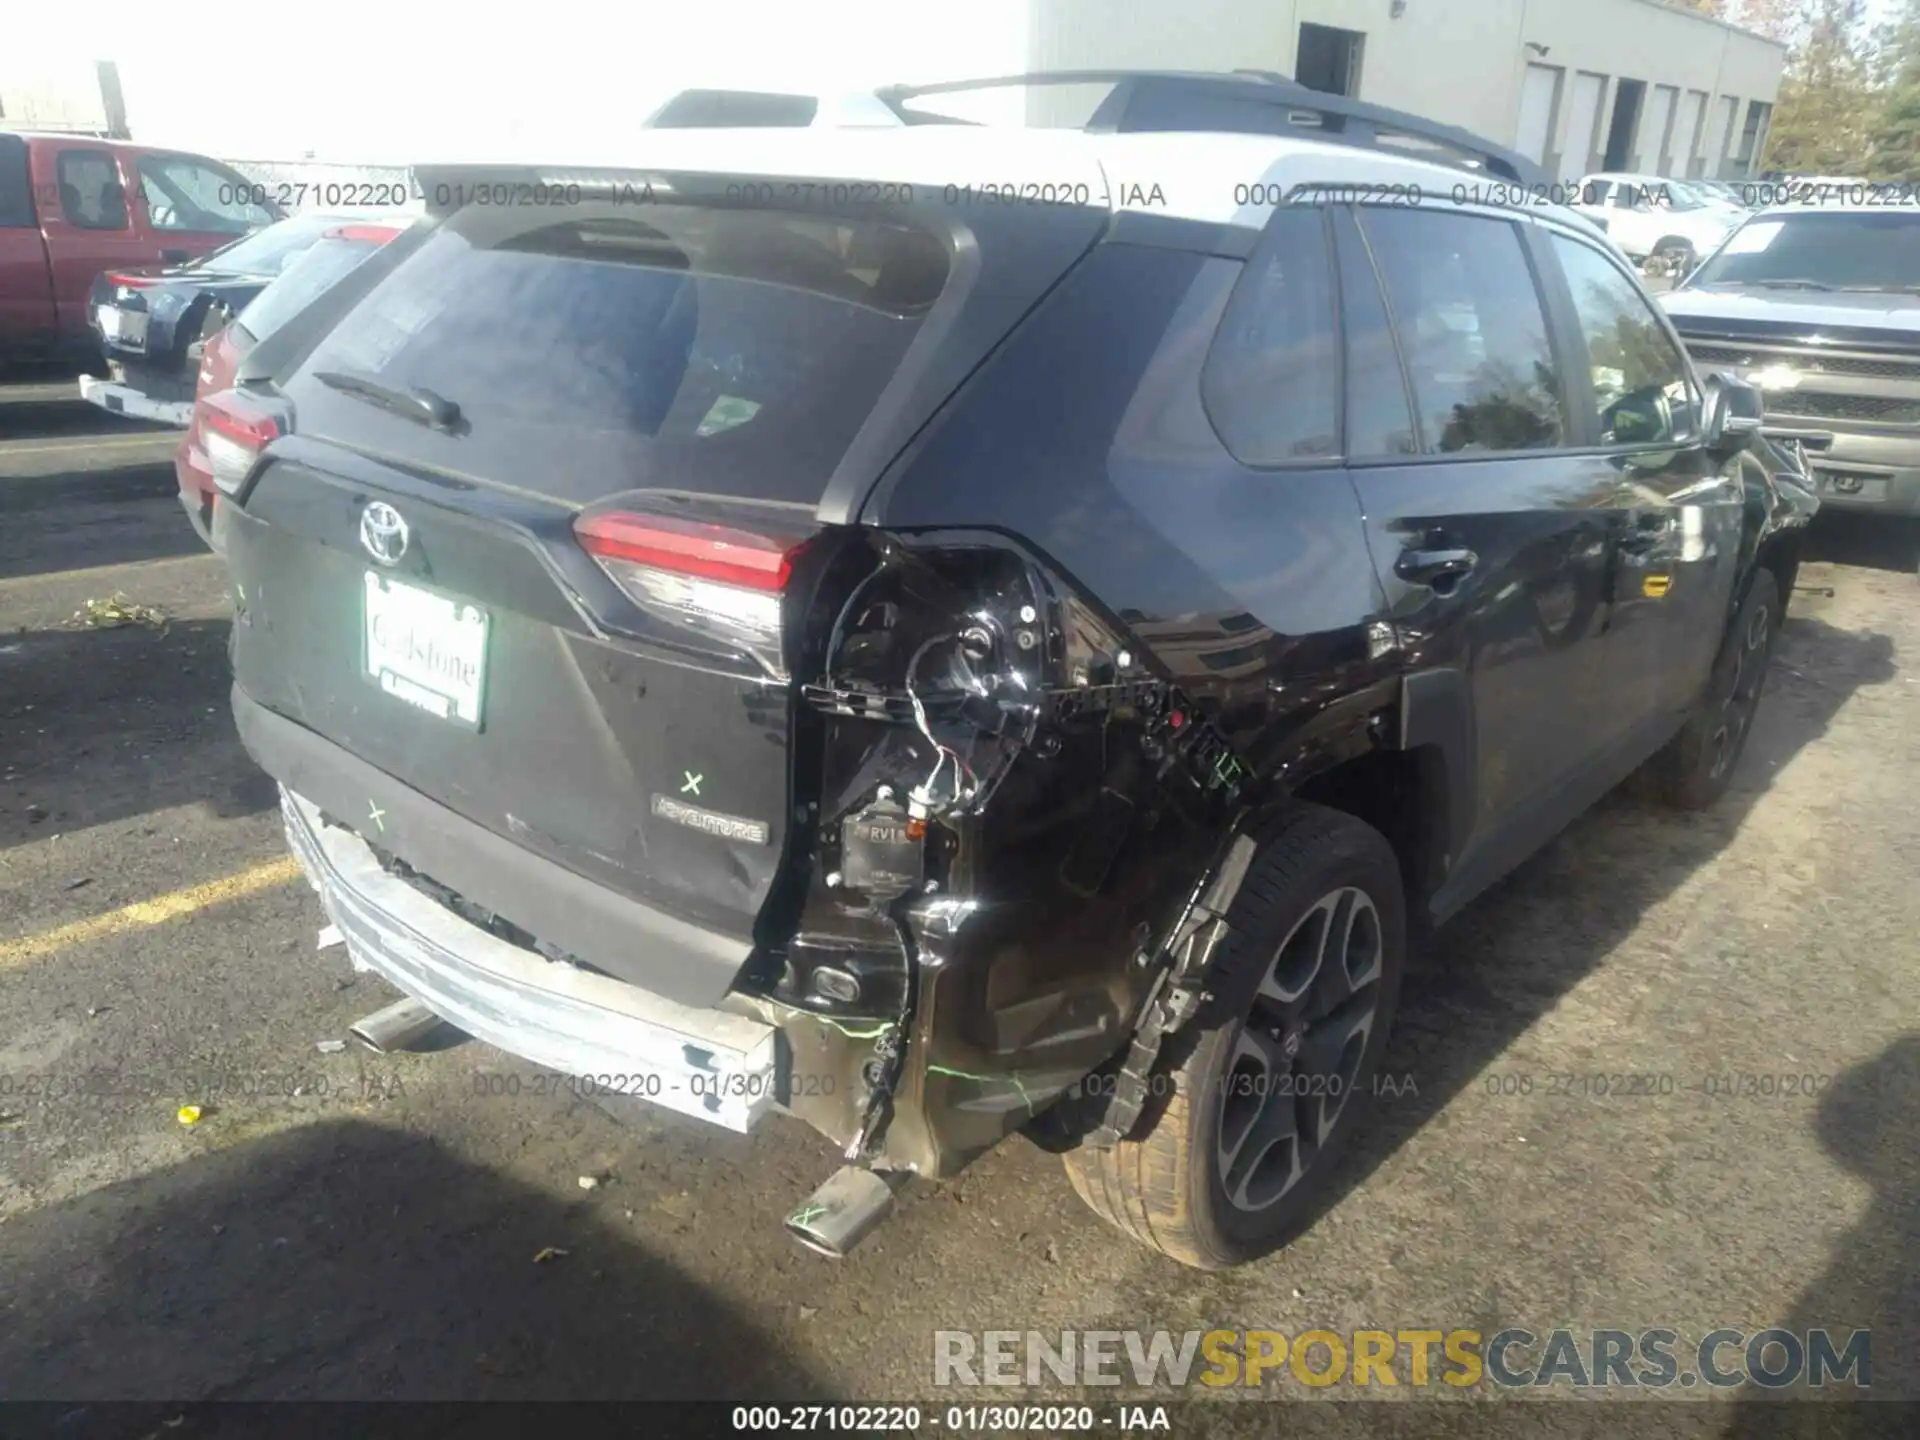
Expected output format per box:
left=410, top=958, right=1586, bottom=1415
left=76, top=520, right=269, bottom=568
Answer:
left=360, top=502, right=409, bottom=566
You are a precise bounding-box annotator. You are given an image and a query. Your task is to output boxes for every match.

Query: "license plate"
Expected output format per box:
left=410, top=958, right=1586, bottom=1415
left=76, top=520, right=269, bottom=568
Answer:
left=363, top=572, right=488, bottom=727
left=96, top=305, right=148, bottom=349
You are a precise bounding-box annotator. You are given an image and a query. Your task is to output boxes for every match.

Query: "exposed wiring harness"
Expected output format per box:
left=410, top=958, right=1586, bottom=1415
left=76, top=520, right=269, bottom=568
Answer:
left=902, top=634, right=982, bottom=818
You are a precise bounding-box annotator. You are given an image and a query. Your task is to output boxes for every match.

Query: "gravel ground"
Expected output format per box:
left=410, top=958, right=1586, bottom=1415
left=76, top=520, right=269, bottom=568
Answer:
left=0, top=376, right=1914, bottom=1432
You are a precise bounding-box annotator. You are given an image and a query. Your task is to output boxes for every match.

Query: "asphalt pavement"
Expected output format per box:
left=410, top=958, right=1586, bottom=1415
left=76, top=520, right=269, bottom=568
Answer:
left=0, top=371, right=1915, bottom=1427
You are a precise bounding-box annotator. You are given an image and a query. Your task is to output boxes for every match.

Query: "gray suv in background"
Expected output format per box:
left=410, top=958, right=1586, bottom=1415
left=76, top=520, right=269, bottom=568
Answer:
left=1662, top=205, right=1920, bottom=524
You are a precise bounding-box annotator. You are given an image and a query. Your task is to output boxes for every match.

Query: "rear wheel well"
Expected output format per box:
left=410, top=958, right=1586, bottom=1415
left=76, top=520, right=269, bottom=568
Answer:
left=1289, top=744, right=1448, bottom=921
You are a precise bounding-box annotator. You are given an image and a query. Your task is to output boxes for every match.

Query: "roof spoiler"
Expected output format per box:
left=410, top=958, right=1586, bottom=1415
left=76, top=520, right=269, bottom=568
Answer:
left=875, top=70, right=1548, bottom=188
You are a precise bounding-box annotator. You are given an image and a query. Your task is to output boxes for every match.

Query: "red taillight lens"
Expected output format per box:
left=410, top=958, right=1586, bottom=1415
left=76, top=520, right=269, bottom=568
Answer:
left=107, top=271, right=158, bottom=288
left=574, top=509, right=801, bottom=679
left=322, top=223, right=406, bottom=244
left=197, top=325, right=239, bottom=398
left=575, top=512, right=794, bottom=591
left=199, top=390, right=283, bottom=496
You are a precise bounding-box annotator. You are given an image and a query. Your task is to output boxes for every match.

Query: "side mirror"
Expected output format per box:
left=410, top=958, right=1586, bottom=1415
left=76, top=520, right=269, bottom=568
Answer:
left=1703, top=371, right=1764, bottom=452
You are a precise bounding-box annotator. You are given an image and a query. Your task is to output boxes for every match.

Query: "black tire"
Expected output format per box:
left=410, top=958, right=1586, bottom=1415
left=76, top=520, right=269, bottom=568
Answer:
left=1640, top=568, right=1780, bottom=810
left=1062, top=804, right=1406, bottom=1269
left=1649, top=237, right=1697, bottom=278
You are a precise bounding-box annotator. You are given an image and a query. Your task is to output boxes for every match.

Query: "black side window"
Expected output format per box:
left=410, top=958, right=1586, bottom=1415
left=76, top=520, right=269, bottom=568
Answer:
left=1549, top=232, right=1697, bottom=446
left=0, top=135, right=33, bottom=228
left=56, top=150, right=128, bottom=231
left=1359, top=207, right=1566, bottom=454
left=650, top=90, right=819, bottom=127
left=1202, top=206, right=1341, bottom=465
left=1331, top=209, right=1419, bottom=458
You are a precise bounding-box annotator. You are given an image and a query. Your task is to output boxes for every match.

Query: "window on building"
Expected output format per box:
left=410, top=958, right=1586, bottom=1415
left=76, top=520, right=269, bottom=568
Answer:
left=1296, top=23, right=1365, bottom=98
left=56, top=150, right=128, bottom=231
left=1357, top=208, right=1566, bottom=455
left=1549, top=233, right=1697, bottom=447
left=1734, top=100, right=1773, bottom=174
left=1517, top=64, right=1564, bottom=166
left=1708, top=95, right=1739, bottom=176
left=1203, top=206, right=1342, bottom=465
left=1604, top=78, right=1645, bottom=171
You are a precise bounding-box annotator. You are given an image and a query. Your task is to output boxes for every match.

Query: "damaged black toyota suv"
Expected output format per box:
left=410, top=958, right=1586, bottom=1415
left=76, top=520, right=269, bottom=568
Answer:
left=211, top=79, right=1811, bottom=1269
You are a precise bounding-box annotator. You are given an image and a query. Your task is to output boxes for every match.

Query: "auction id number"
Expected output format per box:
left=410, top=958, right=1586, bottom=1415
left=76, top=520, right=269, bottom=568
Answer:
left=732, top=1406, right=922, bottom=1431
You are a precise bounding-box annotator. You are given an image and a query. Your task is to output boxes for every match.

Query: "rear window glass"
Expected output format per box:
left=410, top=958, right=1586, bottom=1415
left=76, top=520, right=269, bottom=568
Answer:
left=291, top=203, right=950, bottom=504
left=188, top=213, right=338, bottom=277
left=236, top=233, right=388, bottom=342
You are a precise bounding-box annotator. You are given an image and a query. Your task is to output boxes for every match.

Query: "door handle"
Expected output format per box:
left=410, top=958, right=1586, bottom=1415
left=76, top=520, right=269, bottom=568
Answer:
left=1394, top=546, right=1478, bottom=589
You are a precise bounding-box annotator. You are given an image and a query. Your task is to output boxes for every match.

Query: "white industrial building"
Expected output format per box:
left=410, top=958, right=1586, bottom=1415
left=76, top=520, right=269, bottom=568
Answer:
left=7, top=1, right=1785, bottom=177
left=1023, top=0, right=1786, bottom=180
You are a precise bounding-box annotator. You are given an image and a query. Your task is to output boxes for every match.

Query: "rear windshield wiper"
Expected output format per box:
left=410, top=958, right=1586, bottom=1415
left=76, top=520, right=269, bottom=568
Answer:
left=313, top=369, right=463, bottom=432
left=1742, top=278, right=1837, bottom=291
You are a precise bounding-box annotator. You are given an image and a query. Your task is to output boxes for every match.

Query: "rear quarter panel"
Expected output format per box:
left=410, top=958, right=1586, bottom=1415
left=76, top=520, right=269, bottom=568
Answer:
left=867, top=242, right=1396, bottom=1175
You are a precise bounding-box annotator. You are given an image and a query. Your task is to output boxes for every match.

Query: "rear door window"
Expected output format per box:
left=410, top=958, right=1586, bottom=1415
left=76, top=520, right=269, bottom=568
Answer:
left=1332, top=208, right=1420, bottom=459
left=289, top=203, right=950, bottom=504
left=57, top=150, right=128, bottom=230
left=1358, top=207, right=1567, bottom=454
left=237, top=232, right=393, bottom=342
left=1202, top=205, right=1341, bottom=465
left=189, top=213, right=336, bottom=276
left=0, top=134, right=33, bottom=227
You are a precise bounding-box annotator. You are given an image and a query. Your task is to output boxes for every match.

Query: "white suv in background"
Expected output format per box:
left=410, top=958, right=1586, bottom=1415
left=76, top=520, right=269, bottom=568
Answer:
left=1575, top=172, right=1745, bottom=272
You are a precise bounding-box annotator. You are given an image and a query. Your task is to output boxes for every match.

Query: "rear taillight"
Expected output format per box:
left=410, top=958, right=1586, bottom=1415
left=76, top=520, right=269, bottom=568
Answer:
left=106, top=272, right=158, bottom=289
left=574, top=509, right=801, bottom=680
left=199, top=390, right=283, bottom=496
left=197, top=325, right=239, bottom=397
left=322, top=223, right=406, bottom=244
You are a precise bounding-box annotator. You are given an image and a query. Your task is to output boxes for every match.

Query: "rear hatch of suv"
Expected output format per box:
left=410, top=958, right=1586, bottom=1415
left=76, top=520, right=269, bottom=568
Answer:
left=220, top=169, right=1110, bottom=1002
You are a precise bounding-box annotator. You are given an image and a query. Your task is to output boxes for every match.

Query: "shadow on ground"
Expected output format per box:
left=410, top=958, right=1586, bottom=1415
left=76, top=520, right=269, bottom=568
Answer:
left=0, top=472, right=200, bottom=580
left=0, top=378, right=196, bottom=579
left=1803, top=511, right=1920, bottom=576
left=0, top=1118, right=830, bottom=1408
left=0, top=619, right=275, bottom=850
left=1718, top=1035, right=1920, bottom=1436
left=1228, top=607, right=1899, bottom=1256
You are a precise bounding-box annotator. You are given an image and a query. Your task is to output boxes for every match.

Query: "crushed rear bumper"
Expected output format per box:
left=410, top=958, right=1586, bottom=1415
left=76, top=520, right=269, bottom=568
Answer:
left=280, top=785, right=780, bottom=1132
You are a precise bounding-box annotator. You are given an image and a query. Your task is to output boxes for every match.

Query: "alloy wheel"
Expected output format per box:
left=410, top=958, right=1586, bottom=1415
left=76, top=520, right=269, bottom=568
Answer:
left=1215, top=887, right=1384, bottom=1214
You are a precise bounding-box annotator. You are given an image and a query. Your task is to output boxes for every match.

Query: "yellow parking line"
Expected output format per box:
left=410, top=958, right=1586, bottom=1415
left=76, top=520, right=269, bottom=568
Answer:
left=0, top=856, right=304, bottom=971
left=0, top=436, right=179, bottom=457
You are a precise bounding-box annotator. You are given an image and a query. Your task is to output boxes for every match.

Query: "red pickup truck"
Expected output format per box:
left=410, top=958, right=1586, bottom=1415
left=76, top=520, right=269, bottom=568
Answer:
left=1, top=130, right=280, bottom=365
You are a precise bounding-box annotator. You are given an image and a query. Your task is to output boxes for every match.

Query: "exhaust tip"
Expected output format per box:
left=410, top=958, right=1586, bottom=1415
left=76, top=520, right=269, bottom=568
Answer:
left=348, top=996, right=442, bottom=1054
left=785, top=1166, right=903, bottom=1259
